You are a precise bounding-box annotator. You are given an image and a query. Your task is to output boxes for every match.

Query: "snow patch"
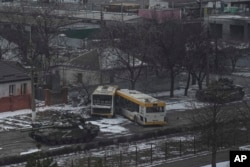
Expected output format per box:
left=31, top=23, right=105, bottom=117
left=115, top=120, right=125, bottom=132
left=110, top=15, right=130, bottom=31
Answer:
left=20, top=148, right=41, bottom=155
left=0, top=109, right=32, bottom=119
left=89, top=116, right=129, bottom=134
left=49, top=146, right=66, bottom=151
left=201, top=161, right=229, bottom=167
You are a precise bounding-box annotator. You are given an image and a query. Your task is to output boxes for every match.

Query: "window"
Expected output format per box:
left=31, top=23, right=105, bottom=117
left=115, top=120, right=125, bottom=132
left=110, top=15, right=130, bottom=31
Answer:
left=146, top=106, right=164, bottom=113
left=77, top=73, right=82, bottom=83
left=21, top=83, right=27, bottom=95
left=116, top=96, right=139, bottom=112
left=9, top=84, right=16, bottom=96
left=230, top=25, right=244, bottom=40
left=93, top=95, right=112, bottom=106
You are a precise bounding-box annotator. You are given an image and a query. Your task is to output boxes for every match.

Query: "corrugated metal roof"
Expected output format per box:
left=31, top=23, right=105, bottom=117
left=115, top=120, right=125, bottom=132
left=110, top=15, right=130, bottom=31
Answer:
left=0, top=61, right=30, bottom=83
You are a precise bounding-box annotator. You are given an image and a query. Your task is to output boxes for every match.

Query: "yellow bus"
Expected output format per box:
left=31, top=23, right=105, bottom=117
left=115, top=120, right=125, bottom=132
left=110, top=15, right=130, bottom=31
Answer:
left=91, top=85, right=118, bottom=117
left=116, top=89, right=167, bottom=126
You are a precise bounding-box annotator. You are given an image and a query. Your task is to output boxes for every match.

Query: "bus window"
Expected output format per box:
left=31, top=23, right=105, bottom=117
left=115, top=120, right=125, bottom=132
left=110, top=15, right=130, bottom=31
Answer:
left=93, top=95, right=112, bottom=106
left=146, top=107, right=164, bottom=113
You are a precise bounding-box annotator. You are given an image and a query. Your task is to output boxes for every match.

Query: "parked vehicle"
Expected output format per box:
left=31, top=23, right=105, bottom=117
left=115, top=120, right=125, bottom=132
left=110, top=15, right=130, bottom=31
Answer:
left=29, top=114, right=99, bottom=145
left=116, top=89, right=167, bottom=126
left=91, top=85, right=118, bottom=117
left=196, top=78, right=244, bottom=103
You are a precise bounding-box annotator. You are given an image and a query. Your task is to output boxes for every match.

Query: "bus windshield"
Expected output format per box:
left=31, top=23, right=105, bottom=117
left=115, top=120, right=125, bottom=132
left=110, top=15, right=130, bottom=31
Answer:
left=93, top=95, right=112, bottom=106
left=146, top=106, right=165, bottom=113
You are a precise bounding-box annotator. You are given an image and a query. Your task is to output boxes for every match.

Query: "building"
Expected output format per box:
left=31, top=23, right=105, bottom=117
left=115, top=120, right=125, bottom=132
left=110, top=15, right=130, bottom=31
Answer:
left=0, top=61, right=31, bottom=112
left=205, top=14, right=250, bottom=41
left=204, top=0, right=250, bottom=41
left=52, top=48, right=147, bottom=87
left=52, top=49, right=108, bottom=87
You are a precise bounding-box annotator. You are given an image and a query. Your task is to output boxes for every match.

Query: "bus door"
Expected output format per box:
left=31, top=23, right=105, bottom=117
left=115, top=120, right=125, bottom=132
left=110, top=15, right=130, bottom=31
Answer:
left=139, top=106, right=146, bottom=122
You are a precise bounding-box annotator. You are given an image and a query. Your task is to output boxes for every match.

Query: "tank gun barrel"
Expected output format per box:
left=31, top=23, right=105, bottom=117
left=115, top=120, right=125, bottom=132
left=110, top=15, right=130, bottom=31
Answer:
left=20, top=125, right=55, bottom=132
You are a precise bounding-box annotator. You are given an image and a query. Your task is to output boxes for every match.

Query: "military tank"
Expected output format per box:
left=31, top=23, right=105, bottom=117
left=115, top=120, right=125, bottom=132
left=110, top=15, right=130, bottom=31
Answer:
left=29, top=114, right=100, bottom=145
left=196, top=78, right=244, bottom=103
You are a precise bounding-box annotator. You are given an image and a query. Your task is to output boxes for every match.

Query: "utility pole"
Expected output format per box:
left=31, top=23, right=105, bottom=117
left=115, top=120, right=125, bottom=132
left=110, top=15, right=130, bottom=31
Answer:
left=29, top=26, right=36, bottom=122
left=200, top=0, right=203, bottom=18
left=121, top=2, right=124, bottom=22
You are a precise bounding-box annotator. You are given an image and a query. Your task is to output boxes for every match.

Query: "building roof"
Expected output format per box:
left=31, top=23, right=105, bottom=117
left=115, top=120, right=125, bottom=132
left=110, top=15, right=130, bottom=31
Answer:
left=57, top=48, right=146, bottom=71
left=69, top=49, right=100, bottom=70
left=0, top=61, right=30, bottom=84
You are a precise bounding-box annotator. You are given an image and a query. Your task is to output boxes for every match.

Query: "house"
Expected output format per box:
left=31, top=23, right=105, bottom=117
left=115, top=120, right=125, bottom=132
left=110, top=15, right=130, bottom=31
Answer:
left=205, top=14, right=250, bottom=41
left=52, top=49, right=107, bottom=87
left=52, top=48, right=147, bottom=88
left=204, top=0, right=250, bottom=41
left=203, top=0, right=250, bottom=41
left=0, top=61, right=31, bottom=112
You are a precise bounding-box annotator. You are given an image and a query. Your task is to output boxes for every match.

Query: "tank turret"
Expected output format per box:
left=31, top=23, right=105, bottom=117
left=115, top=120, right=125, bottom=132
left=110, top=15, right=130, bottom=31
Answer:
left=196, top=78, right=245, bottom=103
left=29, top=114, right=99, bottom=145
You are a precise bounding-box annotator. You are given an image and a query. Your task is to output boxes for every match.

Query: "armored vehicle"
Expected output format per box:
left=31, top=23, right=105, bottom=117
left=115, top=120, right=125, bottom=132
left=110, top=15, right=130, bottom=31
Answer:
left=196, top=78, right=244, bottom=103
left=29, top=114, right=99, bottom=145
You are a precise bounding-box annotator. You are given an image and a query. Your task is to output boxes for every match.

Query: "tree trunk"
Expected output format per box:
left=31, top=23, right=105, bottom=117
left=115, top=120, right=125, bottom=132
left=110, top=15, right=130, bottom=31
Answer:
left=0, top=48, right=2, bottom=60
left=170, top=68, right=175, bottom=97
left=198, top=80, right=203, bottom=90
left=206, top=54, right=210, bottom=86
left=130, top=70, right=136, bottom=90
left=211, top=107, right=217, bottom=167
left=191, top=73, right=196, bottom=85
left=211, top=142, right=217, bottom=167
left=231, top=60, right=236, bottom=73
left=184, top=72, right=191, bottom=96
left=131, top=81, right=136, bottom=90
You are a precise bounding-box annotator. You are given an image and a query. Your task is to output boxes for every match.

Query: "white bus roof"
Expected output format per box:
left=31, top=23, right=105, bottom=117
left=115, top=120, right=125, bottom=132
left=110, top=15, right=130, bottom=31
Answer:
left=92, top=85, right=118, bottom=95
left=117, top=89, right=163, bottom=104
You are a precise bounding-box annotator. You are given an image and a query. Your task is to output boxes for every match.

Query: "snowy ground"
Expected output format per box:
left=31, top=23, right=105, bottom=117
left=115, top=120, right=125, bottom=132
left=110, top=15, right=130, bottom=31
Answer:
left=0, top=87, right=205, bottom=167
left=201, top=161, right=229, bottom=167
left=0, top=83, right=247, bottom=167
left=0, top=87, right=204, bottom=133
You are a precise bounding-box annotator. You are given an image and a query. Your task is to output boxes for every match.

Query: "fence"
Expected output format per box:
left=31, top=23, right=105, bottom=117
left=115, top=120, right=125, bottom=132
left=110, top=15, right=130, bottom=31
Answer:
left=0, top=94, right=31, bottom=112
left=62, top=131, right=249, bottom=167
left=63, top=136, right=211, bottom=167
left=44, top=88, right=68, bottom=106
left=1, top=129, right=249, bottom=167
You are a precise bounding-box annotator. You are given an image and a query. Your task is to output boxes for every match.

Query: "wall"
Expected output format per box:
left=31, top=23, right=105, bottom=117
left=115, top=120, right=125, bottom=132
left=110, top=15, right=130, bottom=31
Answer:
left=44, top=88, right=68, bottom=106
left=138, top=9, right=181, bottom=22
left=57, top=66, right=110, bottom=86
left=206, top=16, right=250, bottom=41
left=0, top=80, right=31, bottom=98
left=0, top=94, right=31, bottom=112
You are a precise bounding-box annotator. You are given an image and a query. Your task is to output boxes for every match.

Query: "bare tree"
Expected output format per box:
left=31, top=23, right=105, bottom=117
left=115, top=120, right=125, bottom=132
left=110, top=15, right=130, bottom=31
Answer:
left=189, top=85, right=240, bottom=167
left=235, top=100, right=250, bottom=141
left=0, top=4, right=76, bottom=87
left=150, top=19, right=186, bottom=97
left=219, top=40, right=248, bottom=73
left=0, top=37, right=15, bottom=60
left=0, top=9, right=30, bottom=62
left=30, top=5, right=74, bottom=70
left=185, top=23, right=213, bottom=91
left=99, top=21, right=152, bottom=89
